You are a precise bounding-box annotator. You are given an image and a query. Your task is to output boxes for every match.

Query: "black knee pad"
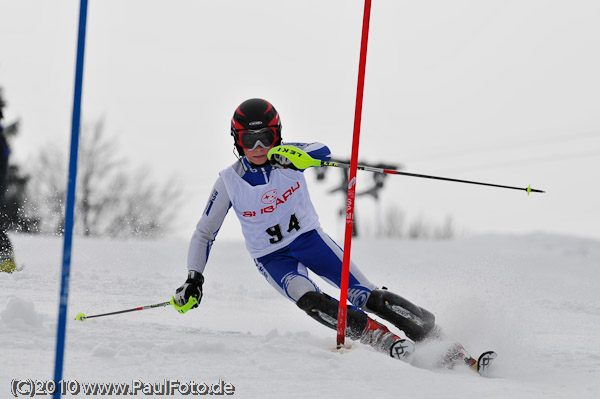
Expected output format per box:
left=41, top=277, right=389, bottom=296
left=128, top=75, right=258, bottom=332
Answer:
left=296, top=291, right=367, bottom=340
left=365, top=289, right=435, bottom=342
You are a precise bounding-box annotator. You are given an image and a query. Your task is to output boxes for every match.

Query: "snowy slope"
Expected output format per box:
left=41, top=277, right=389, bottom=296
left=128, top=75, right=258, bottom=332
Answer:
left=1, top=233, right=599, bottom=398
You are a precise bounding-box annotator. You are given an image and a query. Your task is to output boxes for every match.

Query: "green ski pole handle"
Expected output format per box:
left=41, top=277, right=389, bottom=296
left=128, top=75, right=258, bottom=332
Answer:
left=171, top=296, right=198, bottom=314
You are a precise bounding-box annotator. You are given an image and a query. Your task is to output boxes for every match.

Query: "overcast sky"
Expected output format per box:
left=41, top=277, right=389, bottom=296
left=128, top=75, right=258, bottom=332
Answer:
left=1, top=0, right=599, bottom=242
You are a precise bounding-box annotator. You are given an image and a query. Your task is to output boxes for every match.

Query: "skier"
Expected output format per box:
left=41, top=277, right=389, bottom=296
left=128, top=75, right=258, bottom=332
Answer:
left=174, top=98, right=439, bottom=361
left=0, top=91, right=16, bottom=273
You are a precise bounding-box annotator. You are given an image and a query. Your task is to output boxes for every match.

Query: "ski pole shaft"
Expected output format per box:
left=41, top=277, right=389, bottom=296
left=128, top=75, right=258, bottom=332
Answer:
left=75, top=300, right=172, bottom=321
left=324, top=160, right=545, bottom=194
left=267, top=146, right=545, bottom=195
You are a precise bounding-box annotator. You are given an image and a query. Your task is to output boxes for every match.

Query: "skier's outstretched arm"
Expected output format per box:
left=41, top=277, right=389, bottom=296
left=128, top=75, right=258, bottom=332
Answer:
left=174, top=176, right=231, bottom=309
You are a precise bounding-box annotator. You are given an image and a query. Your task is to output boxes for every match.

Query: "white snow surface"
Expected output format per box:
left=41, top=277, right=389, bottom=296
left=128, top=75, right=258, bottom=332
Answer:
left=1, top=232, right=599, bottom=398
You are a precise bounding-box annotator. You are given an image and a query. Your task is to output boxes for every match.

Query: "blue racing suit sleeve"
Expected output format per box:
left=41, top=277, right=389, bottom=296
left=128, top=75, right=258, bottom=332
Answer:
left=283, top=142, right=331, bottom=163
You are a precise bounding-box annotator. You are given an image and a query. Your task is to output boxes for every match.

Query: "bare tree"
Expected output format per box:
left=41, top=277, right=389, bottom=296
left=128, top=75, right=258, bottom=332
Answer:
left=382, top=205, right=406, bottom=238
left=27, top=118, right=183, bottom=238
left=26, top=143, right=66, bottom=235
left=433, top=216, right=455, bottom=240
left=380, top=205, right=455, bottom=240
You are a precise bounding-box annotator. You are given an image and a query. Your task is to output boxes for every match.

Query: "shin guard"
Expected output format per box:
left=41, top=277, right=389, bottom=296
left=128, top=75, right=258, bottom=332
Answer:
left=296, top=291, right=367, bottom=340
left=365, top=289, right=436, bottom=342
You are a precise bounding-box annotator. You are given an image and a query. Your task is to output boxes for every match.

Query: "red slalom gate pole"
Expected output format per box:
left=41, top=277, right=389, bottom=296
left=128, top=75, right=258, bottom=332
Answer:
left=337, top=0, right=372, bottom=348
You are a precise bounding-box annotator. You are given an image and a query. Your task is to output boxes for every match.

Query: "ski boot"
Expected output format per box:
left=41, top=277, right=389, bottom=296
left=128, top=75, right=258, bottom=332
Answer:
left=361, top=317, right=415, bottom=361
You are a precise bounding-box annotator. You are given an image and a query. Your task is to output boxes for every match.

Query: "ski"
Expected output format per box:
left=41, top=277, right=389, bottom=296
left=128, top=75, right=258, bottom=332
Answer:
left=463, top=350, right=497, bottom=377
left=390, top=339, right=416, bottom=362
left=436, top=343, right=497, bottom=377
left=475, top=351, right=497, bottom=377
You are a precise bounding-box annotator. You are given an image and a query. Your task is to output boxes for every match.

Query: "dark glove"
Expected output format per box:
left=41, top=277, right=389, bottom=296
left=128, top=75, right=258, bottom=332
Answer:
left=270, top=153, right=298, bottom=170
left=174, top=270, right=204, bottom=309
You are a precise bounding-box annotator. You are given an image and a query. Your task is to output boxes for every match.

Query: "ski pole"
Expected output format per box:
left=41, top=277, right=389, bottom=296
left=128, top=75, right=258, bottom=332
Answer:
left=75, top=297, right=198, bottom=321
left=268, top=145, right=545, bottom=195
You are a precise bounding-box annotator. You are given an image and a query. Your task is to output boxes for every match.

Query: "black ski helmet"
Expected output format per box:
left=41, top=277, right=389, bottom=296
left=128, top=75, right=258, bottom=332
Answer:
left=230, top=98, right=282, bottom=156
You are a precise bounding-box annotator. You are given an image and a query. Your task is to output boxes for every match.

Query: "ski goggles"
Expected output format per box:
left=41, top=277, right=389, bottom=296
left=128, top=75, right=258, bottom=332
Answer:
left=236, top=127, right=278, bottom=151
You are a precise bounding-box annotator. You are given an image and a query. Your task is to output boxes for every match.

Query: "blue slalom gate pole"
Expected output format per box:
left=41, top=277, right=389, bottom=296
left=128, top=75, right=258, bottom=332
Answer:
left=53, top=0, right=88, bottom=397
